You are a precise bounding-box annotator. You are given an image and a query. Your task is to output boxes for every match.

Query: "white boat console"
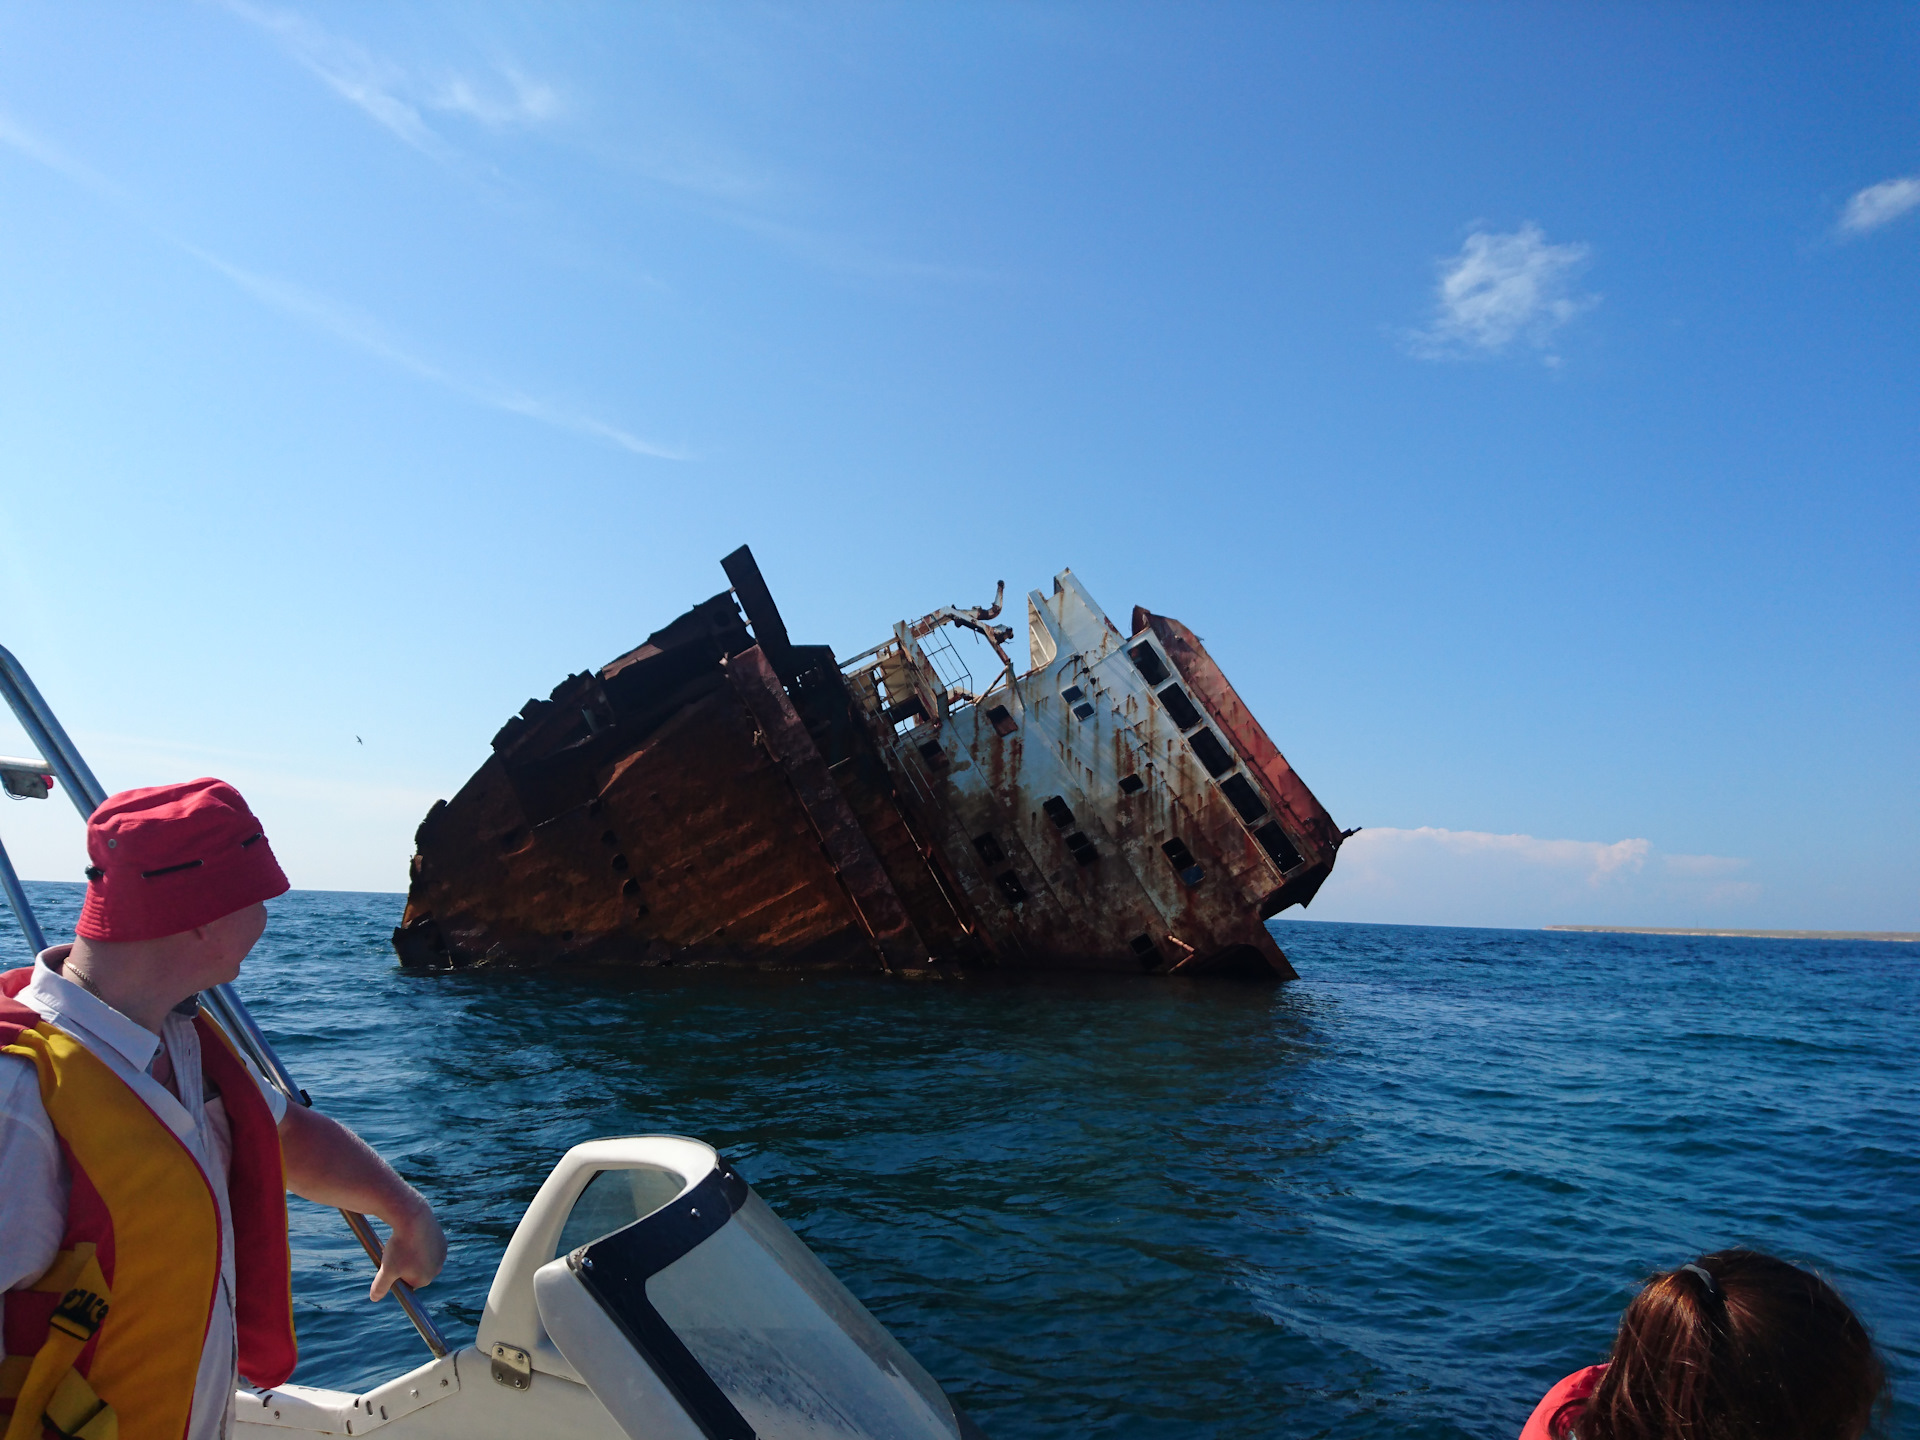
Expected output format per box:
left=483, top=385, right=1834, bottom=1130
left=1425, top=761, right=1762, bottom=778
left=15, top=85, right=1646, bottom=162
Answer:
left=234, top=1136, right=983, bottom=1440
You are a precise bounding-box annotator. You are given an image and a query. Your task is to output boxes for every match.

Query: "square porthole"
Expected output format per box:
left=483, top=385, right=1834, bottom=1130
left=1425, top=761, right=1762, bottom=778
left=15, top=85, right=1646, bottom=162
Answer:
left=1255, top=822, right=1305, bottom=872
left=1043, top=796, right=1075, bottom=829
left=1188, top=728, right=1234, bottom=778
left=1130, top=934, right=1160, bottom=968
left=1072, top=702, right=1095, bottom=721
left=995, top=871, right=1029, bottom=905
left=1157, top=684, right=1202, bottom=730
left=918, top=740, right=948, bottom=767
left=1066, top=832, right=1098, bottom=866
left=973, top=832, right=1006, bottom=865
left=986, top=705, right=1017, bottom=736
left=1118, top=772, right=1145, bottom=795
left=1128, top=643, right=1169, bottom=686
left=1219, top=773, right=1266, bottom=823
left=1061, top=684, right=1086, bottom=703
left=1161, top=837, right=1205, bottom=887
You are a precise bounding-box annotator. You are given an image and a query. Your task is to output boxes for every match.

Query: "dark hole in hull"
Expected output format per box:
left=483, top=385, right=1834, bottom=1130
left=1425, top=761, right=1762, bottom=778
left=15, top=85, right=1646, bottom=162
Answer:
left=1255, top=821, right=1304, bottom=872
left=1157, top=684, right=1202, bottom=730
left=1188, top=728, right=1234, bottom=778
left=1219, top=774, right=1266, bottom=822
left=1128, top=643, right=1169, bottom=686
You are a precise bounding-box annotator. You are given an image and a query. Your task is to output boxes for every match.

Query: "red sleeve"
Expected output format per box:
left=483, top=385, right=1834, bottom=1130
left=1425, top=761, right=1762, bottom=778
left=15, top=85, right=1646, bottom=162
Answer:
left=1520, top=1365, right=1606, bottom=1440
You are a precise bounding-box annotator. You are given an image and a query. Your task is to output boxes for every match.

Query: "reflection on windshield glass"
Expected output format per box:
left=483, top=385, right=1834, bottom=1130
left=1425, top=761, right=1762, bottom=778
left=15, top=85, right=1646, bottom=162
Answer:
left=556, top=1166, right=688, bottom=1257
left=645, top=1194, right=961, bottom=1440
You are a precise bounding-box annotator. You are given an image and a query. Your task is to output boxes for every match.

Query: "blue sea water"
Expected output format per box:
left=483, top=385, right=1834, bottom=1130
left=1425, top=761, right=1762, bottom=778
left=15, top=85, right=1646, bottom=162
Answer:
left=7, top=882, right=1917, bottom=1439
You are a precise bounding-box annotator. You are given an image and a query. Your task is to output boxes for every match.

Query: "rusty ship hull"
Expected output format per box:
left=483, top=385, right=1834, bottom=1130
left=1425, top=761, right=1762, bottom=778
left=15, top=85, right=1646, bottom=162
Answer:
left=394, top=547, right=1346, bottom=979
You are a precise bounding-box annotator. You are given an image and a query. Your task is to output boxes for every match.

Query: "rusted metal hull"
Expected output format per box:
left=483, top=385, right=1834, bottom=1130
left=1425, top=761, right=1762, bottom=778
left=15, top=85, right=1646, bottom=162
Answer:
left=394, top=549, right=1346, bottom=979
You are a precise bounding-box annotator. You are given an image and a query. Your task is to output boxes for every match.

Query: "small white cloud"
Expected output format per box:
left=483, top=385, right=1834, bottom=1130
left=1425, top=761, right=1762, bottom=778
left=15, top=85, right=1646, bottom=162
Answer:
left=429, top=69, right=561, bottom=130
left=1838, top=176, right=1920, bottom=235
left=1406, top=223, right=1598, bottom=362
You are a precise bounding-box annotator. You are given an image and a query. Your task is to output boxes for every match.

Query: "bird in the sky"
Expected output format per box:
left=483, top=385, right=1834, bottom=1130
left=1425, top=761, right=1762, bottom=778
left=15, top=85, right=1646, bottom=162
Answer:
left=356, top=736, right=363, bottom=745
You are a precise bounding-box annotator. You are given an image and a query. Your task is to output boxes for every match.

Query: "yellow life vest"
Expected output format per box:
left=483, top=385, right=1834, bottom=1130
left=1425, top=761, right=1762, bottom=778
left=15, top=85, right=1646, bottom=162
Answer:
left=1, top=973, right=295, bottom=1440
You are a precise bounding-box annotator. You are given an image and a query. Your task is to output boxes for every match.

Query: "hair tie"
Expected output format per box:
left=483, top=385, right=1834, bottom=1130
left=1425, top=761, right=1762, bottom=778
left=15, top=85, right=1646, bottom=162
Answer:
left=1680, top=1263, right=1719, bottom=1297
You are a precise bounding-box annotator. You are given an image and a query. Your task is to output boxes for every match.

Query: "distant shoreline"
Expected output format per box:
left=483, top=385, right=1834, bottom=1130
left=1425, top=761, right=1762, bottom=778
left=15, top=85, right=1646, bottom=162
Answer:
left=1546, top=925, right=1920, bottom=943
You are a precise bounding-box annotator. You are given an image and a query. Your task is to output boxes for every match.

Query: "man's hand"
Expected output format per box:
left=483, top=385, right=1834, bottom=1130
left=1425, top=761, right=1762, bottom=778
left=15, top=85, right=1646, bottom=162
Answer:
left=369, top=1194, right=449, bottom=1302
left=278, top=1103, right=449, bottom=1301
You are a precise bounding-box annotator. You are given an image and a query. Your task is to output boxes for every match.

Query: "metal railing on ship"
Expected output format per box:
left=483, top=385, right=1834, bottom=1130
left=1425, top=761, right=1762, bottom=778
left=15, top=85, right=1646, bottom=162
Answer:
left=0, top=643, right=448, bottom=1359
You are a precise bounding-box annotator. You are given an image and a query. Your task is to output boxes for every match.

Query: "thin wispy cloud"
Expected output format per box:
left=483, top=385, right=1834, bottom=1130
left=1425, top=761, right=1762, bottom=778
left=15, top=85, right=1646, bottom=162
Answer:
left=0, top=112, right=129, bottom=204
left=430, top=70, right=561, bottom=131
left=1838, top=176, right=1920, bottom=236
left=218, top=1, right=981, bottom=288
left=1405, top=223, right=1598, bottom=364
left=1369, top=826, right=1651, bottom=883
left=184, top=249, right=687, bottom=459
left=0, top=110, right=681, bottom=461
left=216, top=0, right=560, bottom=162
left=1306, top=826, right=1759, bottom=928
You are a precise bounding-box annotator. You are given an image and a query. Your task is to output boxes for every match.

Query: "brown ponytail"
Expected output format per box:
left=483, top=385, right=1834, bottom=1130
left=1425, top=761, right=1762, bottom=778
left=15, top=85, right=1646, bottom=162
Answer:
left=1549, top=1250, right=1886, bottom=1440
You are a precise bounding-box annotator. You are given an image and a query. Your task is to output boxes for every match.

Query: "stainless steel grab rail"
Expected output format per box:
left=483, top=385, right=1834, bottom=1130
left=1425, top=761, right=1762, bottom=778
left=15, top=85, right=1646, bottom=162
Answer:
left=0, top=642, right=447, bottom=1359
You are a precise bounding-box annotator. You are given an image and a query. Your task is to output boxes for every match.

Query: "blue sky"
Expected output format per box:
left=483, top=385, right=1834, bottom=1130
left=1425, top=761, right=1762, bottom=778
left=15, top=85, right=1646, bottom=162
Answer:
left=0, top=3, right=1914, bottom=929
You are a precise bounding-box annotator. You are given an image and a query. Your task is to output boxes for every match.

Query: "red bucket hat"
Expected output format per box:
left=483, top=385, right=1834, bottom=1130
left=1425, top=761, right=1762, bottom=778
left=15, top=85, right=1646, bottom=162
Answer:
left=75, top=778, right=291, bottom=942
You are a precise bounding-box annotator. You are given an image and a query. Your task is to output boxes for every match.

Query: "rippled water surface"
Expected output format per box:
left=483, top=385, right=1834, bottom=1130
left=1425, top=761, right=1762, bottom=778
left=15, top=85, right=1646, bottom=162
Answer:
left=9, top=883, right=1917, bottom=1438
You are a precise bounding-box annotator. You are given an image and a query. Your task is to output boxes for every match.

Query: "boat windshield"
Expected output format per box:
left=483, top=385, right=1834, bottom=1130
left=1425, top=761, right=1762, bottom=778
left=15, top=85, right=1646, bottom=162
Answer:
left=556, top=1165, right=691, bottom=1257
left=644, top=1193, right=963, bottom=1440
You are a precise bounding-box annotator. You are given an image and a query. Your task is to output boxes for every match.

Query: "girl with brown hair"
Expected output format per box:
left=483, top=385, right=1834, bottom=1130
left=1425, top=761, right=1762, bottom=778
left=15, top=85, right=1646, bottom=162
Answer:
left=1520, top=1249, right=1888, bottom=1440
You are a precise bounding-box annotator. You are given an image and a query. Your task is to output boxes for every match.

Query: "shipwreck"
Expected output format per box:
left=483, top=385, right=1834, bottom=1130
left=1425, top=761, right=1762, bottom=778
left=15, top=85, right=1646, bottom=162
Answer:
left=393, top=547, right=1348, bottom=979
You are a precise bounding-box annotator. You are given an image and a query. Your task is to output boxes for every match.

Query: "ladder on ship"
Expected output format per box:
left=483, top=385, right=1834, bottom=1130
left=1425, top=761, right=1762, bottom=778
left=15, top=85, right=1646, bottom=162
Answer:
left=0, top=642, right=448, bottom=1359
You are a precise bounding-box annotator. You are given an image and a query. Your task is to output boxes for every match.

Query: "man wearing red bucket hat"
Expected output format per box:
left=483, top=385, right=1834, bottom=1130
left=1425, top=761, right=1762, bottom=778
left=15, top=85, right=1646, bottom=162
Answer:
left=0, top=779, right=446, bottom=1440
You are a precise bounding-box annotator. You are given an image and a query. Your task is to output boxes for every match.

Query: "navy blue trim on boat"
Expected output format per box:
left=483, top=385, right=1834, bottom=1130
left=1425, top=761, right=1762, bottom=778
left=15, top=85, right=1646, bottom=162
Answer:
left=570, top=1158, right=756, bottom=1440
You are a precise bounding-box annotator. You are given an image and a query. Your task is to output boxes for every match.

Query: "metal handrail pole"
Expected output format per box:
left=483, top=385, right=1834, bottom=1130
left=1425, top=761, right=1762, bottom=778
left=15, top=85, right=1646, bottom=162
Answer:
left=2, top=642, right=448, bottom=1359
left=202, top=980, right=305, bottom=1101
left=336, top=1212, right=450, bottom=1358
left=0, top=832, right=50, bottom=956
left=198, top=985, right=450, bottom=1359
left=0, top=644, right=106, bottom=818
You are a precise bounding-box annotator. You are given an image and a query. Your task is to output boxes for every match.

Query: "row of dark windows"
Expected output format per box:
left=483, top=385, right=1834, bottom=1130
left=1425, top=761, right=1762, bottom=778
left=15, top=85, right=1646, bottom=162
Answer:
left=1128, top=637, right=1309, bottom=877
left=973, top=810, right=1297, bottom=919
